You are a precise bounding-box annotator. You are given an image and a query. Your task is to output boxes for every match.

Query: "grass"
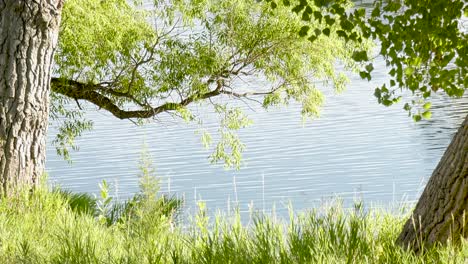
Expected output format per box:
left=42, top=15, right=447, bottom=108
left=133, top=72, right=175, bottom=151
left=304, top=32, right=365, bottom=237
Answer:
left=0, top=180, right=467, bottom=264
left=1, top=152, right=466, bottom=263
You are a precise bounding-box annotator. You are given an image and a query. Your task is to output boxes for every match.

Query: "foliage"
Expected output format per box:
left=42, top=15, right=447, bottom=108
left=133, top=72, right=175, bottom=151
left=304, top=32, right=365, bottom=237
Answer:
left=50, top=0, right=370, bottom=167
left=49, top=93, right=93, bottom=162
left=284, top=0, right=467, bottom=120
left=52, top=149, right=182, bottom=226
left=1, top=186, right=468, bottom=263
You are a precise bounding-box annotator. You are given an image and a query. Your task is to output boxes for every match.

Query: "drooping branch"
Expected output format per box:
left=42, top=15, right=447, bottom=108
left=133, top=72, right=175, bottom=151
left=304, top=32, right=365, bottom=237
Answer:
left=51, top=78, right=224, bottom=119
left=50, top=29, right=294, bottom=120
left=51, top=76, right=283, bottom=120
left=51, top=55, right=283, bottom=120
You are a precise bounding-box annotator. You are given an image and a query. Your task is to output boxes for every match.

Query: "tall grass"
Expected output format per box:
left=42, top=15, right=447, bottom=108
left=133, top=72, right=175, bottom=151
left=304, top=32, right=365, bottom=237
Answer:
left=1, top=151, right=467, bottom=263
left=1, top=182, right=468, bottom=263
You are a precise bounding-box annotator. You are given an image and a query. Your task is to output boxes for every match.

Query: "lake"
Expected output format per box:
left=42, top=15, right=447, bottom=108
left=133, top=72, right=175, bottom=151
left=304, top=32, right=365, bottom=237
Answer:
left=46, top=2, right=468, bottom=217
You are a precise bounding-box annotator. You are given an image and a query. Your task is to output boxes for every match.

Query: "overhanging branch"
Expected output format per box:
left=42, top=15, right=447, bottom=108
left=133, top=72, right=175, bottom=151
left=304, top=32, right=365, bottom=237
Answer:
left=51, top=78, right=222, bottom=119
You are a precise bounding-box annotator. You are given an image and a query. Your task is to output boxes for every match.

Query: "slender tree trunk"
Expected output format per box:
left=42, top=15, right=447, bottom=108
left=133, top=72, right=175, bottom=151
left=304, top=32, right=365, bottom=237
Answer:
left=397, top=114, right=468, bottom=251
left=0, top=0, right=63, bottom=195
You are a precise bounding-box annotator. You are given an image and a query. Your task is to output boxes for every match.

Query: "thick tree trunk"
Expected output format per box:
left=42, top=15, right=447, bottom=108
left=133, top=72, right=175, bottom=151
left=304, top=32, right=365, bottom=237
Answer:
left=397, top=114, right=468, bottom=251
left=0, top=0, right=63, bottom=195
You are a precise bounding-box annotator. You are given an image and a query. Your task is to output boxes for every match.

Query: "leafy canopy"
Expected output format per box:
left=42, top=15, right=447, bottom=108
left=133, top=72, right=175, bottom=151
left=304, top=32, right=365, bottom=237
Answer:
left=51, top=0, right=368, bottom=167
left=282, top=0, right=467, bottom=121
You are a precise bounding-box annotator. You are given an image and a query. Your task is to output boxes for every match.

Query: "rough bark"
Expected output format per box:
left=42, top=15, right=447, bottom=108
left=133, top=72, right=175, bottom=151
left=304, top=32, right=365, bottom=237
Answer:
left=0, top=0, right=63, bottom=195
left=397, top=114, right=468, bottom=251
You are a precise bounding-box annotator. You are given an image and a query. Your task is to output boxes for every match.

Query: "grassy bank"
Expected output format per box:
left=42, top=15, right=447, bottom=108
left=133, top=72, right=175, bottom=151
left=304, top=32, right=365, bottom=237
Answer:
left=0, top=181, right=467, bottom=264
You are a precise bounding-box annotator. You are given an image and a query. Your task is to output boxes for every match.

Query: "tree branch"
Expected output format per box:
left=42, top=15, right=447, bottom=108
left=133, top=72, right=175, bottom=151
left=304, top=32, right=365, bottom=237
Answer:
left=51, top=78, right=221, bottom=120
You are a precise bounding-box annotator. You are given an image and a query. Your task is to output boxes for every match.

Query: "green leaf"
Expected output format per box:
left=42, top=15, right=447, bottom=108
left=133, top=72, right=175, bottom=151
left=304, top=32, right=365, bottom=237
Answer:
left=307, top=35, right=317, bottom=42
left=355, top=8, right=365, bottom=18
left=404, top=67, right=414, bottom=76
left=322, top=28, right=330, bottom=36
left=340, top=19, right=354, bottom=31
left=270, top=1, right=277, bottom=9
left=374, top=88, right=381, bottom=98
left=292, top=3, right=306, bottom=13
left=382, top=99, right=392, bottom=106
left=331, top=4, right=345, bottom=15
left=359, top=72, right=368, bottom=79
left=381, top=85, right=388, bottom=93
left=384, top=1, right=401, bottom=12
left=422, top=111, right=432, bottom=119
left=403, top=103, right=411, bottom=111
left=423, top=102, right=431, bottom=110
left=371, top=3, right=381, bottom=17
left=365, top=63, right=374, bottom=73
left=325, top=16, right=335, bottom=26
left=314, top=0, right=328, bottom=7
left=336, top=30, right=347, bottom=39
left=410, top=57, right=422, bottom=67
left=314, top=28, right=322, bottom=36
left=349, top=32, right=358, bottom=41
left=359, top=71, right=368, bottom=80
left=413, top=114, right=422, bottom=122
left=201, top=131, right=212, bottom=149
left=352, top=51, right=368, bottom=62
left=298, top=26, right=310, bottom=37
left=313, top=11, right=322, bottom=21
left=283, top=0, right=290, bottom=6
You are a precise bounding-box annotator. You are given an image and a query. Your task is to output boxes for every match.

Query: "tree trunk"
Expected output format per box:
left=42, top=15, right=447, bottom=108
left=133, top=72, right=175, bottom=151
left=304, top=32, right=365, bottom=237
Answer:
left=0, top=0, right=63, bottom=195
left=397, top=114, right=468, bottom=251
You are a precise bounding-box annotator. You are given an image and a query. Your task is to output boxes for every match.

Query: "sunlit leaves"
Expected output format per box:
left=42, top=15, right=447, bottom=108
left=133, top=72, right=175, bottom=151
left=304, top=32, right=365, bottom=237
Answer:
left=167, top=0, right=367, bottom=168
left=55, top=0, right=372, bottom=167
left=263, top=92, right=282, bottom=107
left=177, top=107, right=195, bottom=122
left=50, top=94, right=93, bottom=162
left=286, top=0, right=467, bottom=121
left=422, top=111, right=432, bottom=120
left=209, top=128, right=246, bottom=169
left=301, top=88, right=325, bottom=120
left=220, top=107, right=253, bottom=130
left=196, top=129, right=212, bottom=149
left=57, top=0, right=154, bottom=82
left=366, top=0, right=466, bottom=119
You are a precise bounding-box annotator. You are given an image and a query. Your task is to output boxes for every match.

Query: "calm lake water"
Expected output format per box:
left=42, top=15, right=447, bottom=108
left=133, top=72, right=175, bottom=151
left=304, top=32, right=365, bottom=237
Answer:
left=46, top=3, right=468, bottom=216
